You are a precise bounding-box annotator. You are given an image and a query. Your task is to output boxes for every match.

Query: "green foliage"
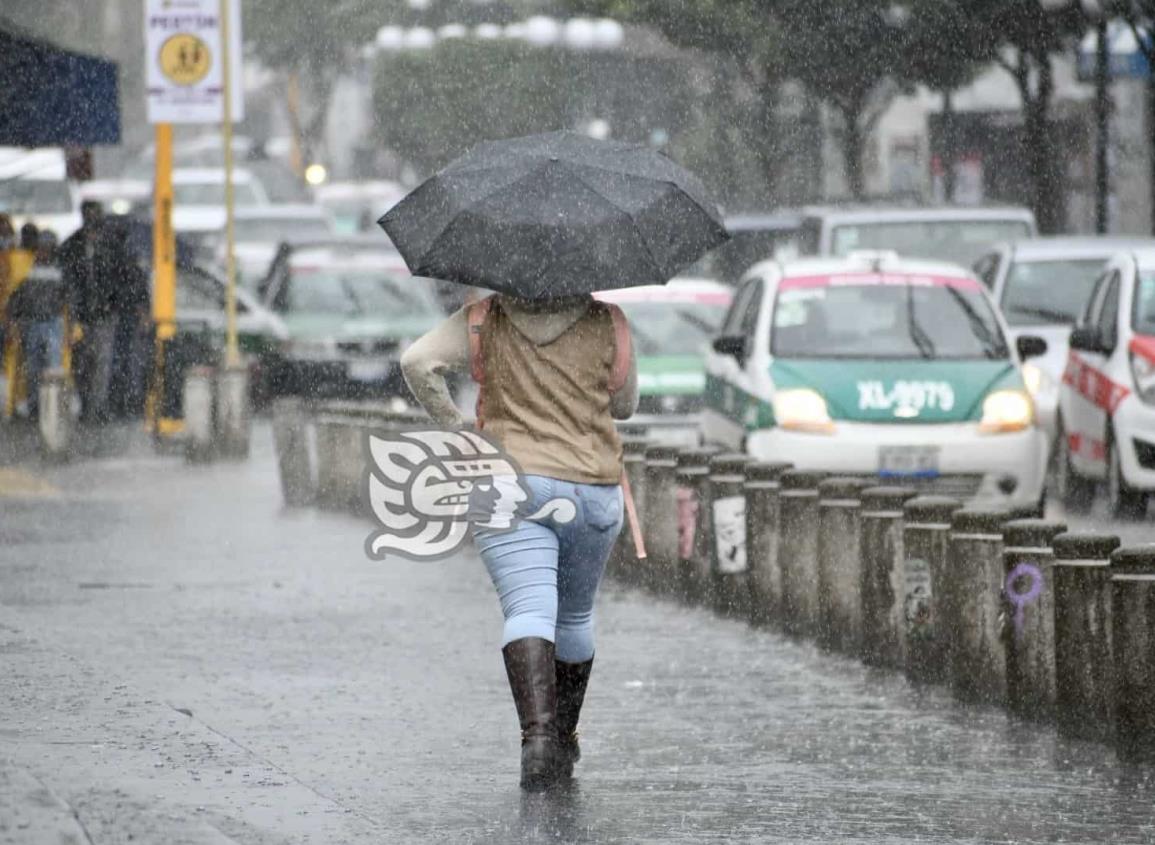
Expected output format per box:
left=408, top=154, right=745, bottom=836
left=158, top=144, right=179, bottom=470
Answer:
left=372, top=40, right=576, bottom=174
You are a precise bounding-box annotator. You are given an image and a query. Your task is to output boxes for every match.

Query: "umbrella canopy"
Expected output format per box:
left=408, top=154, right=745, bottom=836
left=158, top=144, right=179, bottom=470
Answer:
left=379, top=132, right=728, bottom=300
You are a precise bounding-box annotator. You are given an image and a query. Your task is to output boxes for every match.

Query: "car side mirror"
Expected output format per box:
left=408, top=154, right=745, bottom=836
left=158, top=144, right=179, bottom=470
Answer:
left=1015, top=335, right=1048, bottom=360
left=712, top=335, right=746, bottom=360
left=1069, top=325, right=1107, bottom=354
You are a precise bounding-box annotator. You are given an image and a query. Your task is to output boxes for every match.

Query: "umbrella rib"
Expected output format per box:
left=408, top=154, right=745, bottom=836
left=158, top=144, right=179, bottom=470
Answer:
left=568, top=171, right=667, bottom=280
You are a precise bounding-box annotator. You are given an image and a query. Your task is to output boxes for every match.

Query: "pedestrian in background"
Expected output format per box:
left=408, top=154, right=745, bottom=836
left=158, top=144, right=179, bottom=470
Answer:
left=402, top=293, right=638, bottom=791
left=7, top=230, right=64, bottom=421
left=59, top=201, right=142, bottom=424
left=1, top=221, right=38, bottom=417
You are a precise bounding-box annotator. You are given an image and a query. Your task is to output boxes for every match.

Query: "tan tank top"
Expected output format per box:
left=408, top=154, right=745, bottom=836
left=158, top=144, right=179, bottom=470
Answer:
left=478, top=299, right=623, bottom=484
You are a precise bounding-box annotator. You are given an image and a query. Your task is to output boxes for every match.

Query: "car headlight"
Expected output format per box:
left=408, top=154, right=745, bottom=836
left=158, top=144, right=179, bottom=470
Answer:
left=1130, top=351, right=1155, bottom=405
left=1021, top=363, right=1053, bottom=397
left=773, top=388, right=834, bottom=433
left=979, top=389, right=1034, bottom=433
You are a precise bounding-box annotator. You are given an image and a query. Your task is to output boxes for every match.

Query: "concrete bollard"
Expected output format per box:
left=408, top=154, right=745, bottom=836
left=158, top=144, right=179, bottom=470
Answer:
left=183, top=365, right=216, bottom=464
left=777, top=469, right=827, bottom=635
left=643, top=445, right=680, bottom=594
left=215, top=363, right=251, bottom=460
left=36, top=369, right=71, bottom=461
left=609, top=437, right=650, bottom=582
left=708, top=453, right=752, bottom=617
left=271, top=397, right=315, bottom=507
left=1052, top=532, right=1121, bottom=743
left=1002, top=518, right=1067, bottom=723
left=1110, top=545, right=1155, bottom=763
left=816, top=477, right=872, bottom=654
left=902, top=496, right=963, bottom=683
left=744, top=461, right=792, bottom=624
left=947, top=508, right=1011, bottom=706
left=859, top=486, right=918, bottom=668
left=675, top=447, right=717, bottom=603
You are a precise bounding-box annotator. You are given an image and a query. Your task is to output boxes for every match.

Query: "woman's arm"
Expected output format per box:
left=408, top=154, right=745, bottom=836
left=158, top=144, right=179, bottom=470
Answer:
left=400, top=306, right=470, bottom=428
left=609, top=332, right=639, bottom=420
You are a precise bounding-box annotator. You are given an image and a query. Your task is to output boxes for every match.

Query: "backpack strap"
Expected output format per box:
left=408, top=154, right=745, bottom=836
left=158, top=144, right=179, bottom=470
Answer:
left=467, top=297, right=493, bottom=385
left=606, top=303, right=632, bottom=393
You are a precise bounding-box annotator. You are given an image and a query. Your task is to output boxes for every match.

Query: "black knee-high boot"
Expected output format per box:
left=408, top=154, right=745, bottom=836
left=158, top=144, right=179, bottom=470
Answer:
left=502, top=637, right=563, bottom=791
left=555, top=657, right=594, bottom=778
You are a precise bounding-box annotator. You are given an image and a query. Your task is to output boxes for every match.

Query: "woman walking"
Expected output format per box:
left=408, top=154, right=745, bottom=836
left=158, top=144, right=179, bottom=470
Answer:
left=401, top=292, right=638, bottom=790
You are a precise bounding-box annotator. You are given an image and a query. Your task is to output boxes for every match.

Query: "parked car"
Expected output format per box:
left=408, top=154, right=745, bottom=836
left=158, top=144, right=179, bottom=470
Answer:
left=685, top=212, right=803, bottom=283
left=702, top=251, right=1049, bottom=510
left=0, top=147, right=81, bottom=238
left=314, top=180, right=406, bottom=234
left=216, top=205, right=337, bottom=289
left=596, top=279, right=733, bottom=446
left=167, top=167, right=270, bottom=240
left=973, top=236, right=1155, bottom=449
left=1056, top=249, right=1155, bottom=518
left=257, top=238, right=444, bottom=399
left=795, top=205, right=1037, bottom=266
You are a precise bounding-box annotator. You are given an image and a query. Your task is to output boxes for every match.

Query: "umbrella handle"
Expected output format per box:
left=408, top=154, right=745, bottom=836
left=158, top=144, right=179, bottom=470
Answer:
left=621, top=469, right=647, bottom=560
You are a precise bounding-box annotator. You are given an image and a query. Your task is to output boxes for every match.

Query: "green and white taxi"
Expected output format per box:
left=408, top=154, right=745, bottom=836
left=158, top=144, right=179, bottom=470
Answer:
left=702, top=252, right=1050, bottom=509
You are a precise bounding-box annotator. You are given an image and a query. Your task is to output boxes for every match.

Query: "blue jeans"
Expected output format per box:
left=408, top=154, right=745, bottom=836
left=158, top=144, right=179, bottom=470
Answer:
left=473, top=475, right=624, bottom=663
left=20, top=318, right=64, bottom=417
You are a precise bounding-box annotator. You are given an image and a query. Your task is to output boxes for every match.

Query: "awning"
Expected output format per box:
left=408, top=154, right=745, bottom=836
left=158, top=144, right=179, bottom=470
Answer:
left=0, top=19, right=120, bottom=146
left=1077, top=20, right=1152, bottom=82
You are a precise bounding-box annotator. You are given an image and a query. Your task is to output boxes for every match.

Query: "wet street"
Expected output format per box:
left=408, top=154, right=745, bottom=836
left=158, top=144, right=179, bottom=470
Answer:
left=2, top=424, right=1154, bottom=844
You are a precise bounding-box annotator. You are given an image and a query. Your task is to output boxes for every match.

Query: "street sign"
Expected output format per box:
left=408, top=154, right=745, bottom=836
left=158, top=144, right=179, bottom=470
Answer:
left=144, top=0, right=244, bottom=124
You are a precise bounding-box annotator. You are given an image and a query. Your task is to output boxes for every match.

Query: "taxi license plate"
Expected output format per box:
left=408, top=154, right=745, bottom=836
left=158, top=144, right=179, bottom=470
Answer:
left=348, top=360, right=389, bottom=382
left=878, top=446, right=939, bottom=478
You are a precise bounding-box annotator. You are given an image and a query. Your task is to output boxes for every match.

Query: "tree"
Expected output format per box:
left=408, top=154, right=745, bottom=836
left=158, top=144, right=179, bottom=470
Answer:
left=902, top=1, right=996, bottom=200
left=244, top=0, right=405, bottom=168
left=958, top=0, right=1084, bottom=232
left=773, top=0, right=912, bottom=199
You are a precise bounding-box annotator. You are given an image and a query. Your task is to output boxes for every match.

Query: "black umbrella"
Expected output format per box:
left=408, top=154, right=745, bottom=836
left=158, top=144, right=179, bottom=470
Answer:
left=379, top=131, right=729, bottom=300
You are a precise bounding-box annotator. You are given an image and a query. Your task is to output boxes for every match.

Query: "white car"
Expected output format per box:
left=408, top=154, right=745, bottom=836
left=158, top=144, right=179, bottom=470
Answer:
left=973, top=237, right=1155, bottom=448
left=0, top=147, right=81, bottom=239
left=216, top=205, right=337, bottom=288
left=1056, top=249, right=1155, bottom=518
left=171, top=168, right=270, bottom=236
left=314, top=180, right=406, bottom=234
left=702, top=251, right=1049, bottom=510
left=796, top=205, right=1037, bottom=266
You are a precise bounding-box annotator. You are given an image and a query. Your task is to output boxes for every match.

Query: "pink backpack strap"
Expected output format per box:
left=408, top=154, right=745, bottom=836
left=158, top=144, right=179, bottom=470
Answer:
left=467, top=297, right=493, bottom=385
left=606, top=303, right=632, bottom=393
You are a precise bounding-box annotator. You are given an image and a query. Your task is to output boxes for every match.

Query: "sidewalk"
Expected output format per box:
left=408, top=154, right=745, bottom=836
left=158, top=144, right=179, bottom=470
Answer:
left=1, top=425, right=1152, bottom=843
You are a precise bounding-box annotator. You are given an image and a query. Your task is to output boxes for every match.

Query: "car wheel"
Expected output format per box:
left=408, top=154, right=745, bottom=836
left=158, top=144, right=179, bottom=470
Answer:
left=1056, top=418, right=1094, bottom=513
left=1106, top=427, right=1149, bottom=521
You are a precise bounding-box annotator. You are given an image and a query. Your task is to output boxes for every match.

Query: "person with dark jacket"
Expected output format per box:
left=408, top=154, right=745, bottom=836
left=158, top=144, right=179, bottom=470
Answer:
left=7, top=230, right=65, bottom=420
left=58, top=202, right=146, bottom=423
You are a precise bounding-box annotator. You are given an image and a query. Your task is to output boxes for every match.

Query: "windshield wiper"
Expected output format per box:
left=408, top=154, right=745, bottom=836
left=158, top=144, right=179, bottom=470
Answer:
left=944, top=286, right=1007, bottom=359
left=1007, top=304, right=1074, bottom=324
left=906, top=285, right=936, bottom=359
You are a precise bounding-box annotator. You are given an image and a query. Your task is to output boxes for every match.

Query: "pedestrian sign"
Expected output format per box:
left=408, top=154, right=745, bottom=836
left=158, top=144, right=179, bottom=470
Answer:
left=159, top=33, right=212, bottom=86
left=144, top=0, right=243, bottom=124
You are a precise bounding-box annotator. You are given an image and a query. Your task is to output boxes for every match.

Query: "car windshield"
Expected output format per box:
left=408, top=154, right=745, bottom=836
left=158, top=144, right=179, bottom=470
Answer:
left=772, top=279, right=1009, bottom=360
left=0, top=179, right=72, bottom=214
left=831, top=220, right=1033, bottom=265
left=1001, top=259, right=1105, bottom=326
left=284, top=267, right=440, bottom=317
left=234, top=217, right=332, bottom=242
left=1136, top=274, right=1155, bottom=335
left=617, top=300, right=729, bottom=356
left=175, top=181, right=261, bottom=207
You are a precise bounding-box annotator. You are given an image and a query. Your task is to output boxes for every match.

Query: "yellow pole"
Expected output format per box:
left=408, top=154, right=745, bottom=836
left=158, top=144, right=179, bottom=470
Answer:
left=220, top=0, right=239, bottom=366
left=149, top=122, right=177, bottom=433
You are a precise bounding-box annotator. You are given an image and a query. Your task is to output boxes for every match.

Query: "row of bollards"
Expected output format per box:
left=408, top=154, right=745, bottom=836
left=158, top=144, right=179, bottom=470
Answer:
left=604, top=438, right=1155, bottom=764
